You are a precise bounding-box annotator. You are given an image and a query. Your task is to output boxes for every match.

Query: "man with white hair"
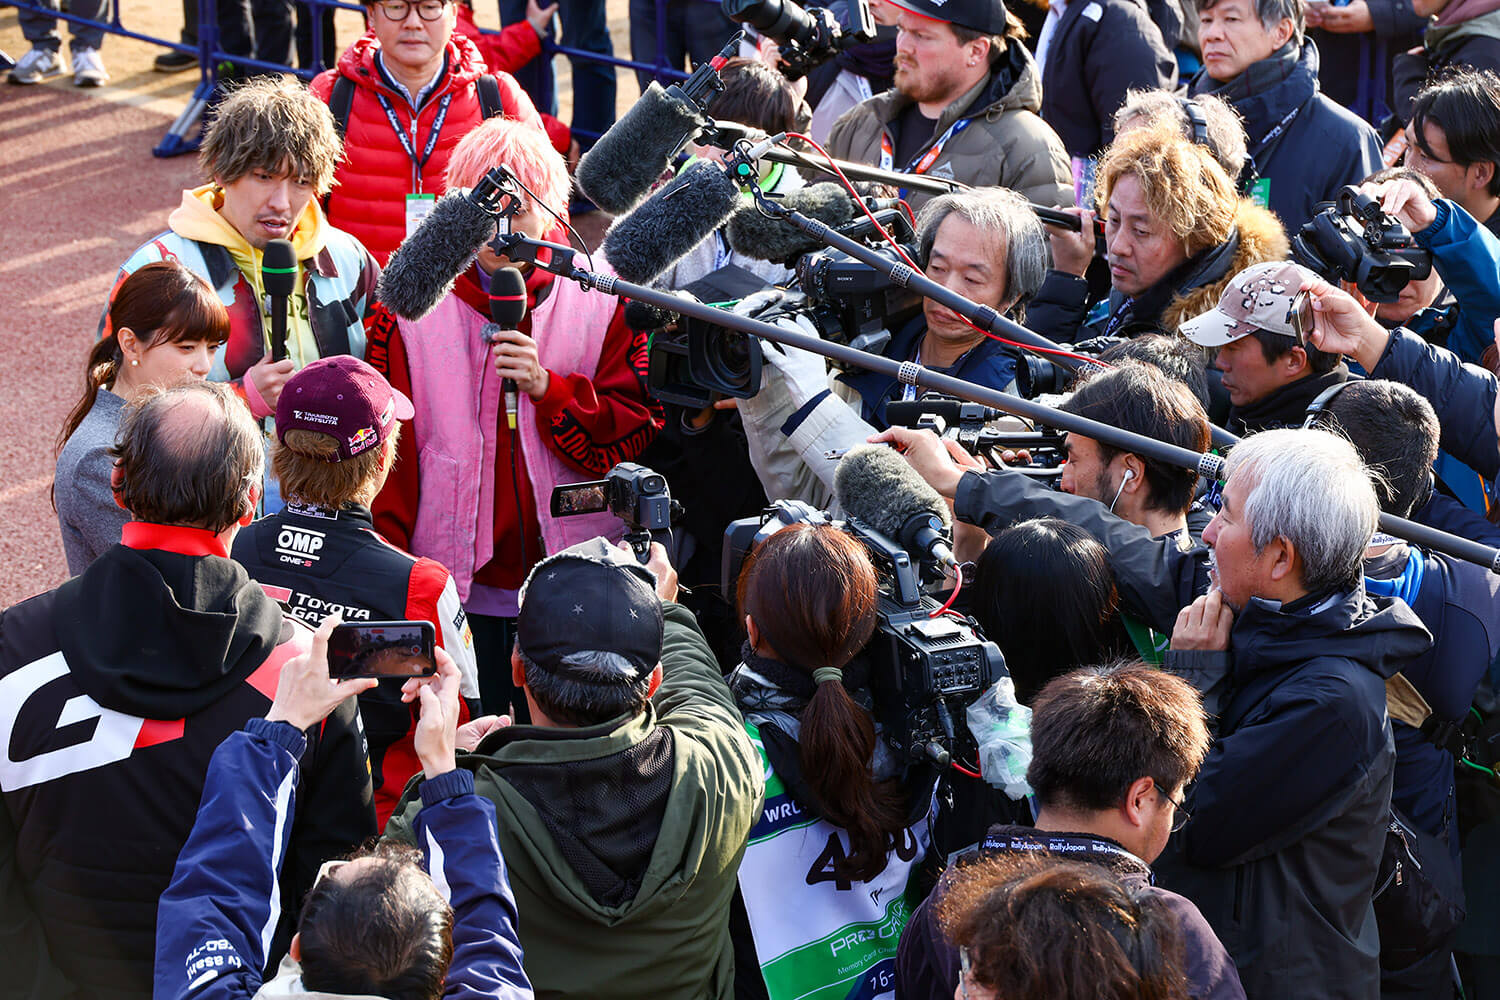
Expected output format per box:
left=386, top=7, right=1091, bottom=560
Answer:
left=1160, top=429, right=1431, bottom=999
left=870, top=424, right=1432, bottom=998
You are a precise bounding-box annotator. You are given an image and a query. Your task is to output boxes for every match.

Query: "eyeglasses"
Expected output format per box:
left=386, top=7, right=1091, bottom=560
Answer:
left=375, top=0, right=449, bottom=21
left=1155, top=783, right=1192, bottom=834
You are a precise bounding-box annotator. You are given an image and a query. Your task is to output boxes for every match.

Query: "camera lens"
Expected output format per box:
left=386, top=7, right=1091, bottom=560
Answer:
left=704, top=330, right=755, bottom=390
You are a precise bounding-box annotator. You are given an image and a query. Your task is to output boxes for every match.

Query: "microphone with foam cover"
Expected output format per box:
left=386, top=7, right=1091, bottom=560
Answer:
left=378, top=188, right=501, bottom=320
left=488, top=266, right=528, bottom=432
left=576, top=34, right=741, bottom=215
left=601, top=159, right=742, bottom=285
left=262, top=239, right=297, bottom=362
left=835, top=444, right=956, bottom=569
left=725, top=184, right=864, bottom=263
left=576, top=83, right=708, bottom=216
left=725, top=185, right=902, bottom=263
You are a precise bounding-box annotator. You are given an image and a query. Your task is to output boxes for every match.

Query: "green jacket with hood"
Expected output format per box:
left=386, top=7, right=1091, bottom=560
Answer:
left=826, top=40, right=1073, bottom=211
left=386, top=602, right=764, bottom=1000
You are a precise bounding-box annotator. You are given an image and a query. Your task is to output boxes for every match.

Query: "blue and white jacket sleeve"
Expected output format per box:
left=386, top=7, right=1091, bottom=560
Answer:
left=1416, top=198, right=1500, bottom=367
left=414, top=769, right=533, bottom=1000
left=154, top=719, right=306, bottom=1000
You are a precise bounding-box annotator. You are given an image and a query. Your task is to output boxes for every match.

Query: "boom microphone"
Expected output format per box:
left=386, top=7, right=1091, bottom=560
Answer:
left=601, top=160, right=742, bottom=285
left=725, top=184, right=897, bottom=263
left=576, top=35, right=741, bottom=215
left=262, top=238, right=296, bottom=362
left=835, top=444, right=956, bottom=569
left=378, top=188, right=501, bottom=320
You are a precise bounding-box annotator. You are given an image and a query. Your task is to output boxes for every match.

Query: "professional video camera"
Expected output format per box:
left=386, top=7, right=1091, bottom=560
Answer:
left=723, top=500, right=1006, bottom=767
left=719, top=0, right=876, bottom=80
left=884, top=396, right=1068, bottom=478
left=552, top=462, right=682, bottom=560
left=643, top=210, right=920, bottom=406
left=1291, top=186, right=1433, bottom=303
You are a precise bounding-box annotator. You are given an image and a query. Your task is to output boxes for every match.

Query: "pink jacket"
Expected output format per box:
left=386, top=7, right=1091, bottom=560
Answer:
left=400, top=278, right=622, bottom=601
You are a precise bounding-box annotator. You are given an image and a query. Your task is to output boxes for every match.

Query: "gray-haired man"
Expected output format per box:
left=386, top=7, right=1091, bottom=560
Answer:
left=1185, top=0, right=1381, bottom=228
left=737, top=186, right=1048, bottom=507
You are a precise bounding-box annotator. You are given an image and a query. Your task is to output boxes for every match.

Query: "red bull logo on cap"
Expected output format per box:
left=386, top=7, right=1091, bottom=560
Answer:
left=347, top=426, right=378, bottom=455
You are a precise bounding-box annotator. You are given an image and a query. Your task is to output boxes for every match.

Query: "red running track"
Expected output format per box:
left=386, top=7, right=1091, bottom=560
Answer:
left=0, top=86, right=199, bottom=607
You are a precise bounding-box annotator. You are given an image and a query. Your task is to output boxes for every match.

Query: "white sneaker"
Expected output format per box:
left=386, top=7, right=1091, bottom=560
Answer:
left=71, top=46, right=108, bottom=87
left=8, top=46, right=63, bottom=85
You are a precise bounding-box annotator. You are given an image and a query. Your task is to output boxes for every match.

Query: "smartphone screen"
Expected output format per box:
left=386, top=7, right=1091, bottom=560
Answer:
left=328, top=621, right=437, bottom=679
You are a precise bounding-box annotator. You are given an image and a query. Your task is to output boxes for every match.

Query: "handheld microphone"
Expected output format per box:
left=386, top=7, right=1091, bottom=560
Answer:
left=576, top=34, right=741, bottom=215
left=379, top=169, right=520, bottom=320
left=835, top=444, right=956, bottom=570
left=488, top=266, right=528, bottom=432
left=262, top=239, right=296, bottom=362
left=725, top=184, right=901, bottom=263
left=601, top=159, right=743, bottom=285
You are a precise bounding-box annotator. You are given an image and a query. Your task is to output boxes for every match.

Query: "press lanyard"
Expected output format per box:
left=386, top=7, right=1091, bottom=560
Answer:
left=1252, top=103, right=1301, bottom=158
left=879, top=117, right=973, bottom=197
left=377, top=91, right=453, bottom=193
left=981, top=832, right=1146, bottom=869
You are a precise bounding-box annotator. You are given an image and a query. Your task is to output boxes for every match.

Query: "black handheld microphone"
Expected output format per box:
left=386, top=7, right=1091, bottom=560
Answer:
left=262, top=239, right=297, bottom=363
left=379, top=169, right=520, bottom=321
left=601, top=159, right=743, bottom=285
left=835, top=444, right=957, bottom=570
left=725, top=184, right=901, bottom=263
left=576, top=34, right=742, bottom=215
left=487, top=266, right=529, bottom=432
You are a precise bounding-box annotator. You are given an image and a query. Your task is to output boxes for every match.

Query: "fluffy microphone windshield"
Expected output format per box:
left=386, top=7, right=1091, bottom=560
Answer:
left=834, top=444, right=953, bottom=538
left=725, top=184, right=862, bottom=263
left=601, top=160, right=741, bottom=285
left=378, top=189, right=499, bottom=320
left=577, top=83, right=705, bottom=216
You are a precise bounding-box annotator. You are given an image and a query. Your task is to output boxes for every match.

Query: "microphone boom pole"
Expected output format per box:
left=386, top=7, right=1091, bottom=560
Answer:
left=496, top=232, right=1500, bottom=575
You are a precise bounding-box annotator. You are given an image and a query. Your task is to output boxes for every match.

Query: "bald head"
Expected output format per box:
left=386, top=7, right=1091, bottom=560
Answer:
left=110, top=380, right=264, bottom=532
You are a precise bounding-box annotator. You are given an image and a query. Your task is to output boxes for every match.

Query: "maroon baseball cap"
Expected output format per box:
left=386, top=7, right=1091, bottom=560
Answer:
left=275, top=356, right=414, bottom=462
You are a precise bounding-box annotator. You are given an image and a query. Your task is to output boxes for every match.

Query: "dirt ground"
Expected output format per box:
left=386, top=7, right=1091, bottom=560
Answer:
left=0, top=0, right=640, bottom=607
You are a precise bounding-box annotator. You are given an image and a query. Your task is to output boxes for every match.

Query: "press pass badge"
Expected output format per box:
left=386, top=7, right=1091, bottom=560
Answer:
left=1250, top=177, right=1271, bottom=209
left=405, top=193, right=437, bottom=238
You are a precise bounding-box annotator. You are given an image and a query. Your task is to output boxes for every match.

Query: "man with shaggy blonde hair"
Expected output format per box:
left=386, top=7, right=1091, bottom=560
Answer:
left=1029, top=123, right=1287, bottom=344
left=367, top=116, right=663, bottom=719
left=104, top=77, right=381, bottom=474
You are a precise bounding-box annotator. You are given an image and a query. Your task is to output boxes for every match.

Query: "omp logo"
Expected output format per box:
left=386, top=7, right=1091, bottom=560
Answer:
left=0, top=652, right=182, bottom=792
left=276, top=525, right=326, bottom=562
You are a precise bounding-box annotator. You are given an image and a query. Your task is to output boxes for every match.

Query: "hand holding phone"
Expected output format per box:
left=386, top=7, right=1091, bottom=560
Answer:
left=267, top=616, right=379, bottom=730
left=328, top=621, right=437, bottom=679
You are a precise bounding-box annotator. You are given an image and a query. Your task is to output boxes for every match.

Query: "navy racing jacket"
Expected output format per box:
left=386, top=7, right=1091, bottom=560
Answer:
left=154, top=719, right=532, bottom=1000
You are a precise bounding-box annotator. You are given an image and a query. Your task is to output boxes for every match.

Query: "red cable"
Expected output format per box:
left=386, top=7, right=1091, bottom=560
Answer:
left=951, top=760, right=983, bottom=779
left=930, top=567, right=962, bottom=618
left=779, top=133, right=1109, bottom=371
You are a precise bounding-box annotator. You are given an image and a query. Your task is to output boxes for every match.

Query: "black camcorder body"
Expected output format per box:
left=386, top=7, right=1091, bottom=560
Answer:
left=1292, top=187, right=1433, bottom=303
left=720, top=0, right=876, bottom=80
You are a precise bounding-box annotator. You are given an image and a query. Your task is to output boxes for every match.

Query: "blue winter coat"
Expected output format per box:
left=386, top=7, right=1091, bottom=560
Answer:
left=831, top=314, right=1019, bottom=430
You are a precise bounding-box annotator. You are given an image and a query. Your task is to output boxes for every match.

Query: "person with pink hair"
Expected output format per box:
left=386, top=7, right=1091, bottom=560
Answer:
left=367, top=117, right=663, bottom=718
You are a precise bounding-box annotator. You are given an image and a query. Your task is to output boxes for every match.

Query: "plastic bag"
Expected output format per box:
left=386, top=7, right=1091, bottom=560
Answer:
left=965, top=677, right=1033, bottom=799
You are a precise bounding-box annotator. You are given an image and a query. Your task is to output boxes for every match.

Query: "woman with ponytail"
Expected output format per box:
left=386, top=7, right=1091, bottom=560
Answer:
left=730, top=523, right=927, bottom=1000
left=55, top=261, right=228, bottom=573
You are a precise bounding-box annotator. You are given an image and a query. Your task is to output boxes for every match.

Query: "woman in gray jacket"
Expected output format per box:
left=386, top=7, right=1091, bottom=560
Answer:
left=54, top=260, right=228, bottom=573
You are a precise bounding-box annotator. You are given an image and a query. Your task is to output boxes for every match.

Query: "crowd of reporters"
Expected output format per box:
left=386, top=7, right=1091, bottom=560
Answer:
left=10, top=0, right=1500, bottom=996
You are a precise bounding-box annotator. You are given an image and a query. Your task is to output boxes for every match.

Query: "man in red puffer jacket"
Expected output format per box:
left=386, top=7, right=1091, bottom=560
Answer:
left=311, top=0, right=546, bottom=265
